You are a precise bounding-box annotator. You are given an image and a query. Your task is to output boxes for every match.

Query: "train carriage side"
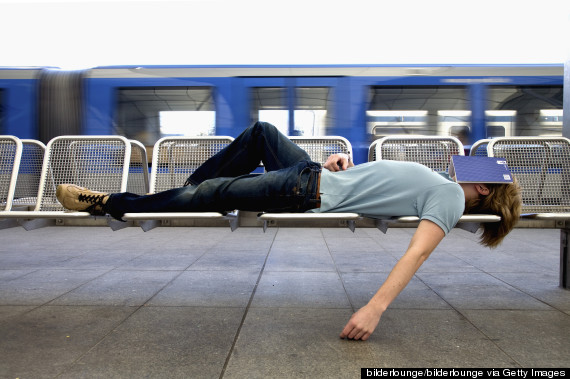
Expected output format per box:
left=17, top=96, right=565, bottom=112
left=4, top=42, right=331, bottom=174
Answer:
left=1, top=65, right=564, bottom=164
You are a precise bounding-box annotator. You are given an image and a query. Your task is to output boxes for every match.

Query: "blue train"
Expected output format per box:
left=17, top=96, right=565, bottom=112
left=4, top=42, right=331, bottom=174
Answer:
left=0, top=64, right=563, bottom=164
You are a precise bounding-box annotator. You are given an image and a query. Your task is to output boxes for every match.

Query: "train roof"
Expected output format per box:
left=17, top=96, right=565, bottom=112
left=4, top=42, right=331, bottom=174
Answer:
left=0, top=64, right=564, bottom=79
left=86, top=64, right=564, bottom=78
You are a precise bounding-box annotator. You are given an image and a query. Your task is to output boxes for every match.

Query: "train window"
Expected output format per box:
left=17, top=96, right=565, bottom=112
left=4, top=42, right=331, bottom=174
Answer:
left=251, top=87, right=333, bottom=136
left=487, top=86, right=563, bottom=136
left=294, top=87, right=333, bottom=136
left=251, top=88, right=288, bottom=135
left=116, top=87, right=215, bottom=145
left=367, top=86, right=469, bottom=141
left=484, top=110, right=514, bottom=138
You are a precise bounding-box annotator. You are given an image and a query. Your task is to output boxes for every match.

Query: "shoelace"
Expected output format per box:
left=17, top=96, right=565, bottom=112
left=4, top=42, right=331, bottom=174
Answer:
left=78, top=193, right=106, bottom=205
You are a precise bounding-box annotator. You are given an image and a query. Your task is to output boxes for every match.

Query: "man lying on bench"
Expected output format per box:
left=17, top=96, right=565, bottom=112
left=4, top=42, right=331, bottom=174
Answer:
left=56, top=121, right=522, bottom=341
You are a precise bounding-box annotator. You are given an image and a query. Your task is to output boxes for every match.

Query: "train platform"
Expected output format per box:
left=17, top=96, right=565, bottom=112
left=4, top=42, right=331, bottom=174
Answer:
left=0, top=226, right=569, bottom=377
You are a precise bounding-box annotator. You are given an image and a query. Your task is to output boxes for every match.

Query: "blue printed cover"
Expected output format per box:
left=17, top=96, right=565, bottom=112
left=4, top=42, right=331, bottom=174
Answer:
left=449, top=156, right=513, bottom=183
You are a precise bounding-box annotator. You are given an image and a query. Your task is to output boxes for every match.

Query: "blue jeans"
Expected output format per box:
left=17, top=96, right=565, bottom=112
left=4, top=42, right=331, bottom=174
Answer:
left=104, top=122, right=322, bottom=220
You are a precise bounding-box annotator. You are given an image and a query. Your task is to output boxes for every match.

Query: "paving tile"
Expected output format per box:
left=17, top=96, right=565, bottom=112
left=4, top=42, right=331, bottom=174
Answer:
left=224, top=308, right=365, bottom=378
left=363, top=228, right=415, bottom=251
left=51, top=270, right=181, bottom=306
left=496, top=246, right=562, bottom=273
left=59, top=306, right=244, bottom=379
left=417, top=272, right=552, bottom=310
left=217, top=228, right=277, bottom=250
left=149, top=270, right=259, bottom=307
left=445, top=250, right=549, bottom=274
left=321, top=227, right=373, bottom=239
left=218, top=236, right=276, bottom=251
left=493, top=229, right=560, bottom=252
left=224, top=308, right=516, bottom=378
left=189, top=248, right=268, bottom=271
left=270, top=238, right=329, bottom=253
left=51, top=250, right=145, bottom=270
left=461, top=310, right=570, bottom=367
left=274, top=227, right=325, bottom=239
left=0, top=250, right=85, bottom=270
left=252, top=271, right=351, bottom=308
left=118, top=250, right=204, bottom=270
left=0, top=269, right=108, bottom=305
left=0, top=305, right=36, bottom=322
left=329, top=249, right=398, bottom=273
left=341, top=272, right=451, bottom=310
left=4, top=226, right=156, bottom=252
left=325, top=236, right=385, bottom=253
left=373, top=309, right=519, bottom=367
left=0, top=305, right=136, bottom=379
left=490, top=271, right=570, bottom=311
left=265, top=248, right=336, bottom=271
left=0, top=269, right=36, bottom=281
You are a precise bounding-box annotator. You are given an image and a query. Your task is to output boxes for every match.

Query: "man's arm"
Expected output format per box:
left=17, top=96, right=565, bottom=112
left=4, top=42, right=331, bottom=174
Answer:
left=323, top=153, right=354, bottom=172
left=340, top=219, right=445, bottom=341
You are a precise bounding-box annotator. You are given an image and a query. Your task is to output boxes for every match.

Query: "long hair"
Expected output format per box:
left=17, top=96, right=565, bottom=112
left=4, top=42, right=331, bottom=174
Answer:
left=464, top=178, right=522, bottom=248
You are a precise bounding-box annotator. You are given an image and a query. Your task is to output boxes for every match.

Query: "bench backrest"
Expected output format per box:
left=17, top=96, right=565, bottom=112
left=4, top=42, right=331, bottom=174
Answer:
left=150, top=136, right=234, bottom=193
left=469, top=139, right=490, bottom=157
left=126, top=140, right=150, bottom=196
left=290, top=136, right=353, bottom=165
left=36, top=136, right=131, bottom=211
left=12, top=139, right=45, bottom=208
left=488, top=137, right=570, bottom=214
left=0, top=136, right=23, bottom=211
left=368, top=140, right=380, bottom=162
left=374, top=135, right=464, bottom=172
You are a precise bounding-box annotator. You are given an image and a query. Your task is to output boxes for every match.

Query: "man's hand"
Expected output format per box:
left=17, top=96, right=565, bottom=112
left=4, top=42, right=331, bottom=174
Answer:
left=323, top=153, right=353, bottom=172
left=339, top=303, right=382, bottom=341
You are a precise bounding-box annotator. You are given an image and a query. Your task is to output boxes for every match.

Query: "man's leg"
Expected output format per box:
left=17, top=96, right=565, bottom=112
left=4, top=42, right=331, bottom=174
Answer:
left=186, top=121, right=310, bottom=185
left=104, top=160, right=321, bottom=220
left=57, top=122, right=319, bottom=219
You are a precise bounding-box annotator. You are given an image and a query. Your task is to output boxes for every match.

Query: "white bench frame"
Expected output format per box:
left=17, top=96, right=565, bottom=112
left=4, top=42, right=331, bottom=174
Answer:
left=0, top=136, right=23, bottom=214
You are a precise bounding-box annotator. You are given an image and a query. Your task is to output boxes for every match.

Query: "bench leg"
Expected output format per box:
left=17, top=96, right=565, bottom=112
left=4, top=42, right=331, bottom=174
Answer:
left=20, top=218, right=56, bottom=230
left=0, top=218, right=19, bottom=230
left=561, top=227, right=569, bottom=289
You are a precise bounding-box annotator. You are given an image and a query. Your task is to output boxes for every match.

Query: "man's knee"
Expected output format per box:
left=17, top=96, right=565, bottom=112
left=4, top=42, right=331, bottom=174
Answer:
left=252, top=121, right=278, bottom=135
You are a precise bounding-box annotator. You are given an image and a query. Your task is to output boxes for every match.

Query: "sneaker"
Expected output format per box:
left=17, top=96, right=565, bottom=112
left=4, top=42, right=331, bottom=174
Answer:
left=56, top=184, right=109, bottom=215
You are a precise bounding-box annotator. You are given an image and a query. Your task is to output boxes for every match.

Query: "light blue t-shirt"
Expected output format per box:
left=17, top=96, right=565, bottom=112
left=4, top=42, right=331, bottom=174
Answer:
left=308, top=160, right=465, bottom=234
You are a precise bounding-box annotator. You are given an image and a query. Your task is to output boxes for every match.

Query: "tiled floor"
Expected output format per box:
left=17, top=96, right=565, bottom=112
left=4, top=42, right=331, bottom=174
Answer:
left=0, top=226, right=569, bottom=378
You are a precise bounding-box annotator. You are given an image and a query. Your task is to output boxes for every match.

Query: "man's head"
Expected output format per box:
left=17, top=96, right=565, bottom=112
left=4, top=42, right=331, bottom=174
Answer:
left=463, top=178, right=522, bottom=248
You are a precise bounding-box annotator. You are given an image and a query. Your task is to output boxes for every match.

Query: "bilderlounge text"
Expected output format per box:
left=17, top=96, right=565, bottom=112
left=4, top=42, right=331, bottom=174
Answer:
left=362, top=369, right=567, bottom=379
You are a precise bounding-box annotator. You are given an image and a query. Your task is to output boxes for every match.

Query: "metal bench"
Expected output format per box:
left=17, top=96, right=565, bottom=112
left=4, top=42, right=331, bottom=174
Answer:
left=487, top=136, right=570, bottom=288
left=121, top=136, right=238, bottom=232
left=0, top=139, right=46, bottom=229
left=126, top=139, right=150, bottom=196
left=0, top=136, right=23, bottom=214
left=374, top=135, right=464, bottom=172
left=0, top=136, right=133, bottom=230
left=11, top=140, right=46, bottom=209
